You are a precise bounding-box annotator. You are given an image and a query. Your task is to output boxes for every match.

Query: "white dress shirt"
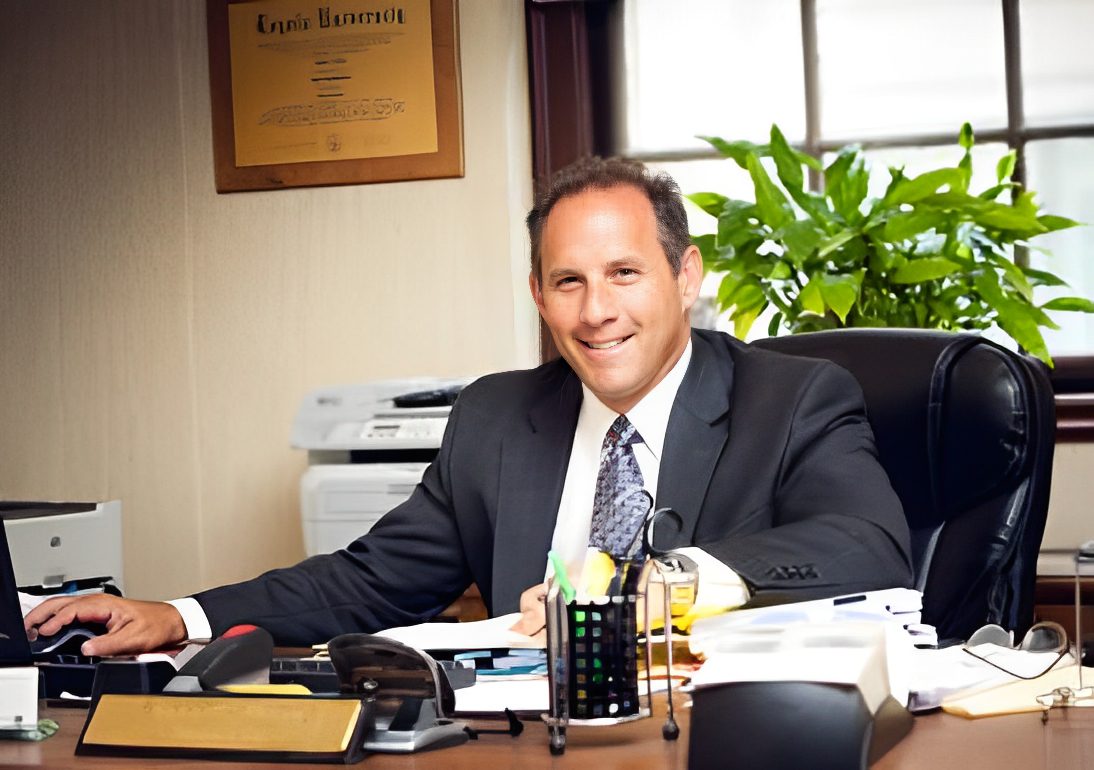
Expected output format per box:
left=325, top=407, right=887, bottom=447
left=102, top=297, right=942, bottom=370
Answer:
left=549, top=340, right=748, bottom=609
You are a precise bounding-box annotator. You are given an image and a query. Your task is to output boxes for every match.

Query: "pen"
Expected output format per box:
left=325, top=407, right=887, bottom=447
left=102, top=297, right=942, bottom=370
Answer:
left=833, top=594, right=867, bottom=606
left=548, top=550, right=576, bottom=603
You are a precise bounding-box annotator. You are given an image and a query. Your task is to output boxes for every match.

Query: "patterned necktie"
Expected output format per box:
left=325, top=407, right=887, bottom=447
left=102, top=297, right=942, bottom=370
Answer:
left=588, top=415, right=649, bottom=560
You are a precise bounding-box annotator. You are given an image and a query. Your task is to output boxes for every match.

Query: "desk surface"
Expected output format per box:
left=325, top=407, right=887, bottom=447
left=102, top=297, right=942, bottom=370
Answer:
left=5, top=701, right=1093, bottom=769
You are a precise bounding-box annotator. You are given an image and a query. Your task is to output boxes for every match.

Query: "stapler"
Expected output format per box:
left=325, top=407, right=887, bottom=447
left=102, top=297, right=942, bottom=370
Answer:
left=163, top=624, right=273, bottom=692
left=327, top=633, right=470, bottom=753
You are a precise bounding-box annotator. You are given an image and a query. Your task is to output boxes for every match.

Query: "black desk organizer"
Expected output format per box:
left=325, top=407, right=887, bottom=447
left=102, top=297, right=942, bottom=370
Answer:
left=543, top=558, right=688, bottom=755
left=565, top=595, right=642, bottom=721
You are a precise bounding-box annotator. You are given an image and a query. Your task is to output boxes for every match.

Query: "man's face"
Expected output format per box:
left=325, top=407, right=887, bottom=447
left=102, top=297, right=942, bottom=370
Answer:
left=530, top=184, right=702, bottom=414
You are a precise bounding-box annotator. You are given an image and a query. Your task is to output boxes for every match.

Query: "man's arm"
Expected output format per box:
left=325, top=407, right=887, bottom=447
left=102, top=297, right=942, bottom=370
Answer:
left=26, top=390, right=484, bottom=653
left=704, top=361, right=914, bottom=598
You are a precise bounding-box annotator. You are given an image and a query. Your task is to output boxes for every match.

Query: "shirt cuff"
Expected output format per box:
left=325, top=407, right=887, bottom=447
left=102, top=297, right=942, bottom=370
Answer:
left=673, top=546, right=751, bottom=609
left=166, top=597, right=213, bottom=643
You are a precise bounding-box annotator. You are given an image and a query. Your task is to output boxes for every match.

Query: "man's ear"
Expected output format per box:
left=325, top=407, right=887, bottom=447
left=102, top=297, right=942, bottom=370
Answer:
left=677, top=245, right=704, bottom=311
left=529, top=271, right=546, bottom=313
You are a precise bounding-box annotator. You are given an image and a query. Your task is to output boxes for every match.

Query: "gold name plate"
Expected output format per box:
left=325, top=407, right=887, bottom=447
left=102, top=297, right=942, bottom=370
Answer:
left=77, top=693, right=372, bottom=763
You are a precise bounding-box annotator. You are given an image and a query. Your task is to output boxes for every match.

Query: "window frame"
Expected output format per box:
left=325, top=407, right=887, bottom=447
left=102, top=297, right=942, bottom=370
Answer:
left=524, top=0, right=1094, bottom=440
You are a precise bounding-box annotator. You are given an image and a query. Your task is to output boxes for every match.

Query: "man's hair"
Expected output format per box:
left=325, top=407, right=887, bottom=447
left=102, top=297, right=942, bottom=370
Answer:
left=526, top=157, right=691, bottom=282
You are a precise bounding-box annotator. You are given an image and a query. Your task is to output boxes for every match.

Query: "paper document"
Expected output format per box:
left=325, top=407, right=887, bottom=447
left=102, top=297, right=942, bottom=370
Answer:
left=907, top=645, right=1075, bottom=712
left=454, top=677, right=549, bottom=714
left=376, top=613, right=544, bottom=651
left=942, top=663, right=1094, bottom=718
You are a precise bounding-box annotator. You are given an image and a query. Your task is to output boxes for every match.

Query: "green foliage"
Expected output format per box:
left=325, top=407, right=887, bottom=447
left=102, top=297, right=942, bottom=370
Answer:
left=689, top=123, right=1089, bottom=366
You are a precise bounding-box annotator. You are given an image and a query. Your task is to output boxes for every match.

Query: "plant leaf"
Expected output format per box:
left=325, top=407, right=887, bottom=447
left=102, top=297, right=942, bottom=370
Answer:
left=996, top=151, right=1016, bottom=183
left=959, top=122, right=974, bottom=150
left=1038, top=214, right=1081, bottom=232
left=686, top=192, right=728, bottom=218
left=767, top=311, right=784, bottom=336
left=800, top=278, right=826, bottom=315
left=698, top=136, right=766, bottom=169
left=818, top=274, right=860, bottom=323
left=885, top=168, right=967, bottom=206
left=691, top=233, right=716, bottom=265
left=975, top=273, right=1054, bottom=365
left=1020, top=266, right=1070, bottom=288
left=769, top=124, right=803, bottom=193
left=816, top=231, right=857, bottom=259
left=826, top=149, right=869, bottom=221
left=781, top=220, right=824, bottom=263
left=1042, top=297, right=1094, bottom=313
left=975, top=201, right=1045, bottom=233
left=881, top=209, right=946, bottom=243
left=746, top=154, right=793, bottom=229
left=892, top=257, right=961, bottom=284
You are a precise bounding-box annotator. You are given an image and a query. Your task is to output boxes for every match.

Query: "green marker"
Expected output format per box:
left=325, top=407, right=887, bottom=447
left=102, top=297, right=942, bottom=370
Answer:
left=548, top=550, right=576, bottom=603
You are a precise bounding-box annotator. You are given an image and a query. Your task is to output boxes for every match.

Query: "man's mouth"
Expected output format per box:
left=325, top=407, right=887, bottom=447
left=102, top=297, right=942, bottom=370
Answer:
left=581, top=335, right=632, bottom=350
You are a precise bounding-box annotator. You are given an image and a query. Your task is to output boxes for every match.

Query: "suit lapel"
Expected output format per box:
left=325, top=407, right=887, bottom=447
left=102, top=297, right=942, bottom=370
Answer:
left=492, top=368, right=582, bottom=612
left=655, top=332, right=734, bottom=549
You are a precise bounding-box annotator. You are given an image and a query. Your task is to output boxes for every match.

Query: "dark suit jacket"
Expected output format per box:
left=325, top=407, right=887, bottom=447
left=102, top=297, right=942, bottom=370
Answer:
left=196, top=329, right=913, bottom=644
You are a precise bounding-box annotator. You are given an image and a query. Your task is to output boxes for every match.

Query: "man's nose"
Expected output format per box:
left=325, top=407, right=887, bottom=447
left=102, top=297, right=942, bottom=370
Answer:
left=580, top=281, right=619, bottom=326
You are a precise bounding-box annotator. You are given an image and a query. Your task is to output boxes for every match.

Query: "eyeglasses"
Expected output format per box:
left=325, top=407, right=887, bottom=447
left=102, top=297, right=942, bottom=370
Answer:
left=961, top=621, right=1070, bottom=680
left=1036, top=685, right=1094, bottom=709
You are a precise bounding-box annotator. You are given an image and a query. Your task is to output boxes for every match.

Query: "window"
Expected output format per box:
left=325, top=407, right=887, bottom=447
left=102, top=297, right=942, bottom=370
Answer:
left=614, top=0, right=1094, bottom=355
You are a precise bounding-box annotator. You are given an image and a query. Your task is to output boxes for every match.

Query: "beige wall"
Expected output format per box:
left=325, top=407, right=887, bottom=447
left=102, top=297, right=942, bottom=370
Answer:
left=0, top=1, right=537, bottom=598
left=1041, top=442, right=1094, bottom=571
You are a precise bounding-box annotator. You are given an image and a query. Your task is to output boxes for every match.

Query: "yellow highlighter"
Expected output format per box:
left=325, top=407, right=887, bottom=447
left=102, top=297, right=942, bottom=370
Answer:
left=578, top=548, right=617, bottom=596
left=217, top=683, right=313, bottom=695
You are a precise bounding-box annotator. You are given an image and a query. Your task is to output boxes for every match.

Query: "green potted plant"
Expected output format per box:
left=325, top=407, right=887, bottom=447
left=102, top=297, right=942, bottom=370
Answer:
left=688, top=123, right=1092, bottom=365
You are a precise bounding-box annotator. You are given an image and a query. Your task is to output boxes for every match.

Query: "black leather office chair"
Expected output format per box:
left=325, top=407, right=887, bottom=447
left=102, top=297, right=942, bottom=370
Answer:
left=753, top=329, right=1056, bottom=642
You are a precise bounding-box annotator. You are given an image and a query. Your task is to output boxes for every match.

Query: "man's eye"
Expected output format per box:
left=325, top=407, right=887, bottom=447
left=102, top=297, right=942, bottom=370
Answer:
left=556, top=276, right=579, bottom=287
left=615, top=268, right=638, bottom=279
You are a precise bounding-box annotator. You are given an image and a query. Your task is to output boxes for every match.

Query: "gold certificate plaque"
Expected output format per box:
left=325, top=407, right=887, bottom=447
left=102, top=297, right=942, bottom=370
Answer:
left=228, top=0, right=437, bottom=166
left=207, top=0, right=463, bottom=191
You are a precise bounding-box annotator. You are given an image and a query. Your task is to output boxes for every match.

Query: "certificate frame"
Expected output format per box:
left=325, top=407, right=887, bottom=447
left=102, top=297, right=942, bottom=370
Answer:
left=206, top=0, right=463, bottom=193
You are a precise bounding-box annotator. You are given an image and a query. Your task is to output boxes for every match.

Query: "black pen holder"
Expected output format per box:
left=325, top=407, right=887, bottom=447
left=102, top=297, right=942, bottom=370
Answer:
left=566, top=596, right=641, bottom=719
left=544, top=585, right=649, bottom=754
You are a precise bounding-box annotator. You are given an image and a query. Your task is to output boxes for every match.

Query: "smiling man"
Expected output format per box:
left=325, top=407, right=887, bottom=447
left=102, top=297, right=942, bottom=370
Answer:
left=25, top=158, right=913, bottom=655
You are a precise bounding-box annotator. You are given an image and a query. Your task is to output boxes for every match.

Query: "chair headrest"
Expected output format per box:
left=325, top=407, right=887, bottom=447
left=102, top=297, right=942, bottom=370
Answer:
left=754, top=330, right=1037, bottom=529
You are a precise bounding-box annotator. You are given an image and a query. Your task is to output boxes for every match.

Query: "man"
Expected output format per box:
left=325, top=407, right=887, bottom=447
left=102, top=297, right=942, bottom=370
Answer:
left=25, top=158, right=912, bottom=655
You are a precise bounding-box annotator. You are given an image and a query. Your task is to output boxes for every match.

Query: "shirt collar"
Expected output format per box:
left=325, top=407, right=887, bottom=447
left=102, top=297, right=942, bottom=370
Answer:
left=579, top=339, right=692, bottom=460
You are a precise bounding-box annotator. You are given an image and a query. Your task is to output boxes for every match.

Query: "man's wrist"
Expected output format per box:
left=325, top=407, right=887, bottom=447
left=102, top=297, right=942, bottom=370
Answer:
left=673, top=546, right=751, bottom=609
left=166, top=597, right=212, bottom=642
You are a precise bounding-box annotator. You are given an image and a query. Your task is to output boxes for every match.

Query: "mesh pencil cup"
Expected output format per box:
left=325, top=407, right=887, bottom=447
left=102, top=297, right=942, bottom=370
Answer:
left=543, top=582, right=651, bottom=754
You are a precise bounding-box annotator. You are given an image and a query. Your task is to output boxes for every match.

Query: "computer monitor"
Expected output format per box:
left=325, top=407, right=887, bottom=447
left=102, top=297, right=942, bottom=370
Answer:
left=0, top=519, right=33, bottom=666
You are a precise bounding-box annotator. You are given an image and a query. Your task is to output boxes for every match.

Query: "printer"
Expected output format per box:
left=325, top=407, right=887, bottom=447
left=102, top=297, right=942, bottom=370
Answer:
left=0, top=500, right=124, bottom=594
left=291, top=378, right=472, bottom=556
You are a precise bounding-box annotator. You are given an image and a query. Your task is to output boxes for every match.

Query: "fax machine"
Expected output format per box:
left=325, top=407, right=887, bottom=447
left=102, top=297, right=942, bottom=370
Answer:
left=291, top=378, right=471, bottom=556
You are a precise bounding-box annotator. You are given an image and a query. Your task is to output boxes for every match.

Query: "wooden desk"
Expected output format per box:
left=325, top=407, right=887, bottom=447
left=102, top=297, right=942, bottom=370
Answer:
left=6, top=701, right=1094, bottom=769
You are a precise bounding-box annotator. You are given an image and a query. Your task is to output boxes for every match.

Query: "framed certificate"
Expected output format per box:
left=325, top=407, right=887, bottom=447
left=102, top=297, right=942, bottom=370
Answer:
left=206, top=0, right=463, bottom=192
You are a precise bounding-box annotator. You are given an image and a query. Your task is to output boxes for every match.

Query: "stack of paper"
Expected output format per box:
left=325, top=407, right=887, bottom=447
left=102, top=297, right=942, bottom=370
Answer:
left=687, top=589, right=930, bottom=705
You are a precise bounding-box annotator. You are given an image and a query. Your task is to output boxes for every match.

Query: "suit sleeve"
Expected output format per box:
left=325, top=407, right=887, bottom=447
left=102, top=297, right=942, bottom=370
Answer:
left=191, top=397, right=476, bottom=646
left=704, top=362, right=914, bottom=598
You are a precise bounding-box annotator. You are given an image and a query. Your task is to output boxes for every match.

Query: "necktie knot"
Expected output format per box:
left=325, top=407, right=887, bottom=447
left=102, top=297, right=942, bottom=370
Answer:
left=605, top=415, right=641, bottom=448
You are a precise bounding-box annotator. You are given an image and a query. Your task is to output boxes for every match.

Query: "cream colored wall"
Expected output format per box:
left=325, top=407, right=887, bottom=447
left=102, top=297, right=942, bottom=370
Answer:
left=0, top=1, right=537, bottom=599
left=1041, top=443, right=1094, bottom=570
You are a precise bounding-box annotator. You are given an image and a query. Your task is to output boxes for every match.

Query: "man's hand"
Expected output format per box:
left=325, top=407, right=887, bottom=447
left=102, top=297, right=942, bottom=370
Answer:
left=509, top=582, right=547, bottom=638
left=23, top=595, right=188, bottom=657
